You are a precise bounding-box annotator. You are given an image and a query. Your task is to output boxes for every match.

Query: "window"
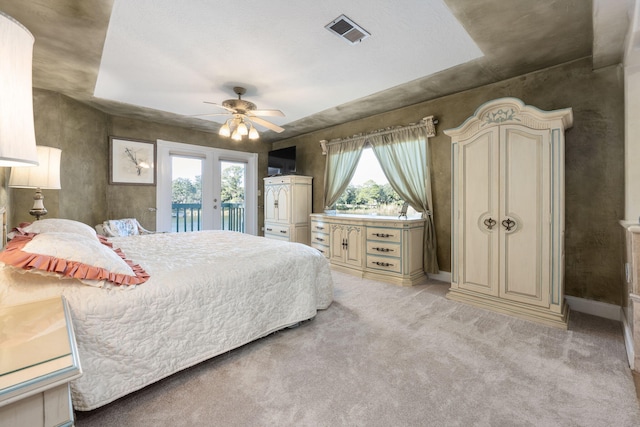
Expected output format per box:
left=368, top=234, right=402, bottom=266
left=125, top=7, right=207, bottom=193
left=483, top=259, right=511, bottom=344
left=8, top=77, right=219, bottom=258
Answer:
left=335, top=147, right=419, bottom=217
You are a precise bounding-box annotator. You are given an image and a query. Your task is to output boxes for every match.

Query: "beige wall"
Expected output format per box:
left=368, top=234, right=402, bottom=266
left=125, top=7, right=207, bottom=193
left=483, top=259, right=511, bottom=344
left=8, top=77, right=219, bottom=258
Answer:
left=274, top=58, right=625, bottom=305
left=4, top=57, right=624, bottom=305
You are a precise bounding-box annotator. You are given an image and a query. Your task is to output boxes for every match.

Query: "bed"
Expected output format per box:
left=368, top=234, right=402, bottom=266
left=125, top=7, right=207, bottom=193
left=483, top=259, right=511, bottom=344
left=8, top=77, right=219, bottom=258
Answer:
left=0, top=218, right=333, bottom=411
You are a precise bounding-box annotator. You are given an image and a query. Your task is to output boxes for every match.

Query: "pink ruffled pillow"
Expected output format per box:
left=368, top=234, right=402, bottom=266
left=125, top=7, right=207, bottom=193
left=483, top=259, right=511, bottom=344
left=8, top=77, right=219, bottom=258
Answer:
left=0, top=232, right=149, bottom=288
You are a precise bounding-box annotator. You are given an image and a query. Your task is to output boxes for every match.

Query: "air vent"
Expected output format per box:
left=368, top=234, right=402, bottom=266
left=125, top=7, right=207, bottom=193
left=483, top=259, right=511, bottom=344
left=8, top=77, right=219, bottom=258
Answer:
left=325, top=14, right=370, bottom=45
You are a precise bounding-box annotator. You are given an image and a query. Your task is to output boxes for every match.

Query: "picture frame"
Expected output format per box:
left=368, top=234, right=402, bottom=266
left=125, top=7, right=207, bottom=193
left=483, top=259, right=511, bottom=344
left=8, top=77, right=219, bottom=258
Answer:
left=109, top=137, right=156, bottom=185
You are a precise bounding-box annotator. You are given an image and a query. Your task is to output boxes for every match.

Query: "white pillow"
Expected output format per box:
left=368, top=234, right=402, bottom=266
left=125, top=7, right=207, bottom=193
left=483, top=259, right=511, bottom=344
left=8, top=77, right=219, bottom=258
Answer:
left=20, top=218, right=97, bottom=240
left=23, top=232, right=134, bottom=276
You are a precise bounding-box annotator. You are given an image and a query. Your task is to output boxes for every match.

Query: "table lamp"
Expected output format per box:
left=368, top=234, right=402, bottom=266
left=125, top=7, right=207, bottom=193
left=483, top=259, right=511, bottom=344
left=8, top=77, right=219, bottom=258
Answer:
left=9, top=146, right=62, bottom=220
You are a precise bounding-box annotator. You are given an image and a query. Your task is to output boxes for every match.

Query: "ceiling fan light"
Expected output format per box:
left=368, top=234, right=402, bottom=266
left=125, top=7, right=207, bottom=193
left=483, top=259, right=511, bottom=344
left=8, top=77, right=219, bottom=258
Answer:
left=248, top=126, right=260, bottom=140
left=237, top=120, right=248, bottom=136
left=231, top=129, right=242, bottom=141
left=219, top=121, right=231, bottom=137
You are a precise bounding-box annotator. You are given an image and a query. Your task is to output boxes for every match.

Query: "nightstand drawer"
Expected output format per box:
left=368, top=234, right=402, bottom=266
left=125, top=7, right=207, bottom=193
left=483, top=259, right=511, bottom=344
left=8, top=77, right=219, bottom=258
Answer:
left=366, top=241, right=400, bottom=256
left=367, top=227, right=401, bottom=243
left=366, top=255, right=401, bottom=273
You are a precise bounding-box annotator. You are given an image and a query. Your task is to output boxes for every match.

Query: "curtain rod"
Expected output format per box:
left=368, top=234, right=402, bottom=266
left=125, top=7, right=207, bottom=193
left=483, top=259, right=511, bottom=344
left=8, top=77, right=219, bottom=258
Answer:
left=319, top=116, right=437, bottom=155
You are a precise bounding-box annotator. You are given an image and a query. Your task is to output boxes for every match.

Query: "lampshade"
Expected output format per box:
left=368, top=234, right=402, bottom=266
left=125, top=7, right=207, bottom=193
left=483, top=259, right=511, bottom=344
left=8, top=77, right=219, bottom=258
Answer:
left=9, top=146, right=61, bottom=189
left=0, top=12, right=38, bottom=167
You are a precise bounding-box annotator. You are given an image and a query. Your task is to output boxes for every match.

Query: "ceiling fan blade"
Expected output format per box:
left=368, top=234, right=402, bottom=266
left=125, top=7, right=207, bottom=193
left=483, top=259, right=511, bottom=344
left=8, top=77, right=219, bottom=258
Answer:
left=191, top=112, right=231, bottom=117
left=203, top=101, right=236, bottom=113
left=249, top=109, right=285, bottom=117
left=249, top=116, right=285, bottom=133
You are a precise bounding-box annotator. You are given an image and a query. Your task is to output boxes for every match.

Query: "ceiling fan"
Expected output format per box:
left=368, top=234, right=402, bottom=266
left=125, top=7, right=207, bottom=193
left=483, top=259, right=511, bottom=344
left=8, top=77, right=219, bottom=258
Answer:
left=196, top=86, right=285, bottom=140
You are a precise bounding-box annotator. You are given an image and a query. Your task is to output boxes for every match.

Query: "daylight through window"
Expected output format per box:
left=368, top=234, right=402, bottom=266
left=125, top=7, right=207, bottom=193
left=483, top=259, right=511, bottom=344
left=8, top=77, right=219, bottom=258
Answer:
left=336, top=147, right=419, bottom=217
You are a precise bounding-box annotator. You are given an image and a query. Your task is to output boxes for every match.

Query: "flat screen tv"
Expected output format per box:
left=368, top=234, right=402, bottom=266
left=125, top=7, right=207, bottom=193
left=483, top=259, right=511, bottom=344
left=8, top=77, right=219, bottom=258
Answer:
left=268, top=146, right=296, bottom=176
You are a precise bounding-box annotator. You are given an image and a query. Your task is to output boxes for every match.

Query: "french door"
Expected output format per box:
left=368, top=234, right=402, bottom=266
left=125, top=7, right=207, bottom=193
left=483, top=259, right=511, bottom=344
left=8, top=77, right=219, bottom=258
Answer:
left=155, top=140, right=258, bottom=235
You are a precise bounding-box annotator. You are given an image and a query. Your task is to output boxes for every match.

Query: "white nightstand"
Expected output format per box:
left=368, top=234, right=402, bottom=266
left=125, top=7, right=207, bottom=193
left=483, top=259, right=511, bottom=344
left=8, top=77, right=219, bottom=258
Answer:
left=0, top=297, right=82, bottom=427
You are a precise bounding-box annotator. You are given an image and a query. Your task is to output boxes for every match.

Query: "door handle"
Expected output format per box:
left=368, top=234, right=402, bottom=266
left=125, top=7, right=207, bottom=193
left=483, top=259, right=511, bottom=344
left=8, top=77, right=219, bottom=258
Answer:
left=501, top=218, right=516, bottom=231
left=483, top=217, right=496, bottom=230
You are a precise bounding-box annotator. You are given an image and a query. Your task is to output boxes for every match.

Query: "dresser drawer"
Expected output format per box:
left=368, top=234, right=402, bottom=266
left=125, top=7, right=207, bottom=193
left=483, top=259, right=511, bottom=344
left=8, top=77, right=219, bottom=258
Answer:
left=311, top=231, right=329, bottom=245
left=265, top=223, right=290, bottom=237
left=312, top=243, right=329, bottom=258
left=311, top=221, right=328, bottom=233
left=366, top=227, right=401, bottom=243
left=366, top=241, right=401, bottom=257
left=366, top=255, right=401, bottom=273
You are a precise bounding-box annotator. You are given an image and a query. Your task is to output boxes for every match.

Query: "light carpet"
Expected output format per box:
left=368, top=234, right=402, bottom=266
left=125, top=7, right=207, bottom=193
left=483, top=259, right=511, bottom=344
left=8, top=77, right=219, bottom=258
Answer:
left=75, top=271, right=640, bottom=426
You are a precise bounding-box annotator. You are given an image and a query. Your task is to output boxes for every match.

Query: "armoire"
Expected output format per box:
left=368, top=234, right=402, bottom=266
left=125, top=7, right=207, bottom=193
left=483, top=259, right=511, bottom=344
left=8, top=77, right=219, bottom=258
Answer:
left=445, top=97, right=573, bottom=329
left=263, top=175, right=312, bottom=245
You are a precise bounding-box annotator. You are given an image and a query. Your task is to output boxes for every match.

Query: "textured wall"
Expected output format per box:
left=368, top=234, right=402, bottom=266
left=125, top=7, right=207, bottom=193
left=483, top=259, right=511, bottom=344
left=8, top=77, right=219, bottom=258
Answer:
left=273, top=58, right=625, bottom=305
left=10, top=89, right=110, bottom=228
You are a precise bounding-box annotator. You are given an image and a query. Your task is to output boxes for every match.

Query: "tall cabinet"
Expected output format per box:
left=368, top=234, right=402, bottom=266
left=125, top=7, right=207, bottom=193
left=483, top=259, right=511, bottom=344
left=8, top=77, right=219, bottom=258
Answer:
left=446, top=98, right=573, bottom=329
left=264, top=175, right=312, bottom=245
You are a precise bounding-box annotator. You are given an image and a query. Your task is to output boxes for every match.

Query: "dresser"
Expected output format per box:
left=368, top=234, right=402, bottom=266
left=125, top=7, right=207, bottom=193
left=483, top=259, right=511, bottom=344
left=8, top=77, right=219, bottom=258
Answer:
left=446, top=97, right=573, bottom=328
left=310, top=214, right=426, bottom=286
left=264, top=175, right=312, bottom=245
left=0, top=297, right=82, bottom=427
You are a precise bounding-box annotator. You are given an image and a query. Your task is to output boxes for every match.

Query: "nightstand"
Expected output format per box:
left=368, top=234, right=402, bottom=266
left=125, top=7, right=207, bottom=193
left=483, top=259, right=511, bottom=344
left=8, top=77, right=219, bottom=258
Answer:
left=0, top=297, right=82, bottom=427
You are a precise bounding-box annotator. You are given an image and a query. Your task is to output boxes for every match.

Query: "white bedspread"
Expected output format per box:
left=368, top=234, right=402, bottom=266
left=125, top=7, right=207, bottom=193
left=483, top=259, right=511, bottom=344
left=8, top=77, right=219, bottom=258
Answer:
left=0, top=231, right=333, bottom=410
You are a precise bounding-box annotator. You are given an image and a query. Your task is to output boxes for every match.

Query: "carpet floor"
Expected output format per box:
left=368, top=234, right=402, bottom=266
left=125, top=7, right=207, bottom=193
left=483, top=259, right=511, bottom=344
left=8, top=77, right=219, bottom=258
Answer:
left=75, top=271, right=640, bottom=426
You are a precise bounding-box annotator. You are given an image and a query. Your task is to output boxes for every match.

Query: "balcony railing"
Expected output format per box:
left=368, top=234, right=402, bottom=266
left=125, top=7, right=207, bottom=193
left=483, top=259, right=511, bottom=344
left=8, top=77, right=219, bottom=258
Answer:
left=171, top=202, right=244, bottom=233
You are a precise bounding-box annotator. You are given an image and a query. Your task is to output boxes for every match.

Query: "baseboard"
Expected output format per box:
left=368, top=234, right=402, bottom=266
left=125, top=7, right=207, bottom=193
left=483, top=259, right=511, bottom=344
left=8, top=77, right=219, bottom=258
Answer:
left=428, top=270, right=451, bottom=283
left=622, top=311, right=635, bottom=370
left=564, top=295, right=622, bottom=321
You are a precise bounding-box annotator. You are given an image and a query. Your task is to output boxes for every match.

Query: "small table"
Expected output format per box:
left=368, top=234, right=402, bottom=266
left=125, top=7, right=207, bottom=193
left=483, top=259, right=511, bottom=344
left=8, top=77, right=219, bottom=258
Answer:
left=0, top=297, right=82, bottom=427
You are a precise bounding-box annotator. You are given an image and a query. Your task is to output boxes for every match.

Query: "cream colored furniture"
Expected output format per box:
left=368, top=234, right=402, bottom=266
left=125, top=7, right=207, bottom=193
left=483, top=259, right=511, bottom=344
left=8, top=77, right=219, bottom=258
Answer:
left=264, top=175, right=312, bottom=244
left=311, top=214, right=425, bottom=286
left=0, top=297, right=82, bottom=427
left=446, top=97, right=573, bottom=329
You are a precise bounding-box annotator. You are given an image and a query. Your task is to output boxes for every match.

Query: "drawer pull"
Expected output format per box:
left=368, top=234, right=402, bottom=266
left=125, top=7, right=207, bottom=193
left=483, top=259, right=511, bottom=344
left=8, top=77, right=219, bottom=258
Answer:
left=266, top=228, right=273, bottom=232
left=315, top=226, right=325, bottom=230
left=372, top=247, right=392, bottom=252
left=315, top=237, right=325, bottom=242
left=280, top=230, right=287, bottom=234
left=372, top=233, right=392, bottom=238
left=372, top=261, right=393, bottom=267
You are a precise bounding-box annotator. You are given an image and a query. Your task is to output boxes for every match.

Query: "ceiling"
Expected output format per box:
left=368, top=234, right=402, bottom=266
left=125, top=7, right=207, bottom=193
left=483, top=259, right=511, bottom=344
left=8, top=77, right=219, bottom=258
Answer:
left=0, top=0, right=635, bottom=143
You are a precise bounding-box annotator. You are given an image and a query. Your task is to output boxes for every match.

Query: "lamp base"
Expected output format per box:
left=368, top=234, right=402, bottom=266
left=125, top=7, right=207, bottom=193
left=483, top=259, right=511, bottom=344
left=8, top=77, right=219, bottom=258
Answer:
left=29, top=207, right=47, bottom=221
left=29, top=188, right=47, bottom=221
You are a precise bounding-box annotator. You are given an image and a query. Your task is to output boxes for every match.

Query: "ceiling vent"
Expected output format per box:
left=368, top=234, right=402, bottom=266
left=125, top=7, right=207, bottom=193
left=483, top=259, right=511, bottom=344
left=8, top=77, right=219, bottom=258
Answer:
left=325, top=14, right=371, bottom=44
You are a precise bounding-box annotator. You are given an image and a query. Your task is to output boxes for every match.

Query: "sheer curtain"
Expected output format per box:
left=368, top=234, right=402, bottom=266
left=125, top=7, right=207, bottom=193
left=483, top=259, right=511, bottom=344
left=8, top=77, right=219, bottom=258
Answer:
left=323, top=136, right=367, bottom=209
left=368, top=124, right=439, bottom=274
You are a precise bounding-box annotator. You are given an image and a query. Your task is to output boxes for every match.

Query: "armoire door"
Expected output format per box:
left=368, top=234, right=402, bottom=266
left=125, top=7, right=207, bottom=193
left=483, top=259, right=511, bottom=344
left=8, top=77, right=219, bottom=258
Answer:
left=499, top=125, right=551, bottom=307
left=264, top=185, right=277, bottom=222
left=457, top=127, right=500, bottom=296
left=275, top=185, right=290, bottom=223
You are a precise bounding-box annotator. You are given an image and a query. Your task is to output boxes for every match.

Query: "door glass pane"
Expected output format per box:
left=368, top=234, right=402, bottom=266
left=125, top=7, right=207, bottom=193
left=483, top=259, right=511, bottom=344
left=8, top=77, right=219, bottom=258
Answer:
left=220, top=161, right=245, bottom=232
left=171, top=156, right=202, bottom=232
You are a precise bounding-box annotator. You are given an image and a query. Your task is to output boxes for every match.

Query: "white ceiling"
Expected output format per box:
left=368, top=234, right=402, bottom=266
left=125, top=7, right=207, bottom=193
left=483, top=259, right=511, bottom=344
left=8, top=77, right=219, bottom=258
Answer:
left=94, top=0, right=483, bottom=130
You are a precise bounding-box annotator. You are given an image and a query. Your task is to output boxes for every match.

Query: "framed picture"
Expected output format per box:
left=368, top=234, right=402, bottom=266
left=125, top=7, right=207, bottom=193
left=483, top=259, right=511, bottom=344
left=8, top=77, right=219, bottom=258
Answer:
left=109, top=137, right=156, bottom=185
